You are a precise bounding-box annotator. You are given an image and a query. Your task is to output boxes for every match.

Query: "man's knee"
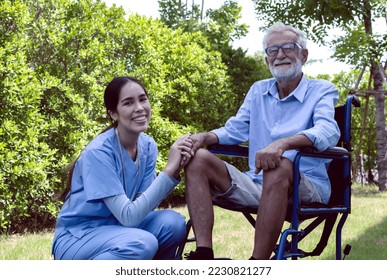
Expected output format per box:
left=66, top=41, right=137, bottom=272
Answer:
left=264, top=158, right=293, bottom=190
left=185, top=148, right=213, bottom=173
left=185, top=148, right=232, bottom=193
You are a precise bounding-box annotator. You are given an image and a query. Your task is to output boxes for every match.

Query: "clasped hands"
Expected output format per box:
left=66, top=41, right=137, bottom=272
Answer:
left=172, top=133, right=204, bottom=169
left=172, top=133, right=285, bottom=174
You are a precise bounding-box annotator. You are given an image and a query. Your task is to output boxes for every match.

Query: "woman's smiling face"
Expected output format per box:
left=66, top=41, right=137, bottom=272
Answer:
left=111, top=81, right=151, bottom=136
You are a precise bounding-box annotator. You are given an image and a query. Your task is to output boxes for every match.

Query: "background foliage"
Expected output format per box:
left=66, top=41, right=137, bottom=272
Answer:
left=0, top=0, right=271, bottom=233
left=1, top=0, right=384, bottom=234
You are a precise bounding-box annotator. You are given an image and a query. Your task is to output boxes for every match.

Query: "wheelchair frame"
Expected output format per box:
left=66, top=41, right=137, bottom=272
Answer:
left=176, top=94, right=360, bottom=260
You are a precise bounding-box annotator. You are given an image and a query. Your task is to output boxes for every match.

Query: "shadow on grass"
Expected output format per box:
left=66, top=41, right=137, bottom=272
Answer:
left=323, top=213, right=387, bottom=260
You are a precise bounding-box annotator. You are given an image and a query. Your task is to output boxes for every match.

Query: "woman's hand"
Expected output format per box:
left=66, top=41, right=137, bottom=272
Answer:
left=179, top=135, right=195, bottom=167
left=163, top=134, right=194, bottom=179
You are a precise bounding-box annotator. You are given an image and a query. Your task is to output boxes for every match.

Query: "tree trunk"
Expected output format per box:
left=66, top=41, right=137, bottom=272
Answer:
left=200, top=0, right=204, bottom=21
left=364, top=5, right=387, bottom=191
left=372, top=72, right=387, bottom=191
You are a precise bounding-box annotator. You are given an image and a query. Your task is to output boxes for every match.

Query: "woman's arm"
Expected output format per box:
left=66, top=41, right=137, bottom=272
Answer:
left=104, top=135, right=192, bottom=227
left=104, top=172, right=178, bottom=227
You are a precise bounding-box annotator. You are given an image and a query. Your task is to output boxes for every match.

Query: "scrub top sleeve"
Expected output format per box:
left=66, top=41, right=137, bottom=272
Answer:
left=81, top=148, right=124, bottom=201
left=103, top=172, right=179, bottom=227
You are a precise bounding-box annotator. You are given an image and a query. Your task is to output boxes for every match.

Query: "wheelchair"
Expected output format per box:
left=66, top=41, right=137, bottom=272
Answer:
left=175, top=94, right=360, bottom=260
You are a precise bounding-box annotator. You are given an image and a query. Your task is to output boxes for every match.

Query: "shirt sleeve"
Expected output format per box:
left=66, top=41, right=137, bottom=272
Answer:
left=103, top=172, right=180, bottom=227
left=80, top=148, right=125, bottom=201
left=299, top=87, right=340, bottom=151
left=211, top=88, right=253, bottom=145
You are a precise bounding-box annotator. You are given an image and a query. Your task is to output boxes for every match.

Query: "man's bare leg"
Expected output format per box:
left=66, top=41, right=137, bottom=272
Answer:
left=252, top=158, right=293, bottom=259
left=184, top=148, right=232, bottom=257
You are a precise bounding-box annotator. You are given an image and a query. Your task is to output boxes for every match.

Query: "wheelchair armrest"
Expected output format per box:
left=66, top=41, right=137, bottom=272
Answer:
left=208, top=144, right=349, bottom=160
left=298, top=146, right=349, bottom=160
left=293, top=146, right=350, bottom=188
left=207, top=144, right=248, bottom=157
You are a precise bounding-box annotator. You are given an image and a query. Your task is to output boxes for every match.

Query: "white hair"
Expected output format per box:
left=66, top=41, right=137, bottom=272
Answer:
left=262, top=22, right=307, bottom=50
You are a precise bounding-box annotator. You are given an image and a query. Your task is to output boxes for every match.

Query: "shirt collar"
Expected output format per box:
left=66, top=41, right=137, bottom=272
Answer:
left=266, top=74, right=308, bottom=102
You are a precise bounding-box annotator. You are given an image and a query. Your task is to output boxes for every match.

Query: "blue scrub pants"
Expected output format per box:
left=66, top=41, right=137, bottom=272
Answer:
left=53, top=210, right=186, bottom=260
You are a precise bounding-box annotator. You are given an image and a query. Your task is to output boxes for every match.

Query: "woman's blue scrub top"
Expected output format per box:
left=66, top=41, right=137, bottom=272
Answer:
left=53, top=128, right=159, bottom=239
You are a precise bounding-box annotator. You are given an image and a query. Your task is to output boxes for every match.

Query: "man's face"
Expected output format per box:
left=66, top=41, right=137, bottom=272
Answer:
left=265, top=30, right=308, bottom=81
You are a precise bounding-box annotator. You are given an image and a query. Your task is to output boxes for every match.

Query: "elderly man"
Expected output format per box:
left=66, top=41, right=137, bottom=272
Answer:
left=184, top=22, right=340, bottom=260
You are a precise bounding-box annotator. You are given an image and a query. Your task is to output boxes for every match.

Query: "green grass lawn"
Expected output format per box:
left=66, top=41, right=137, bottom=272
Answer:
left=1, top=184, right=386, bottom=260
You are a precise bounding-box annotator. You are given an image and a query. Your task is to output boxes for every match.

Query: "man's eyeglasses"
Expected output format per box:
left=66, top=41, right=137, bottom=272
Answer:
left=265, top=42, right=303, bottom=57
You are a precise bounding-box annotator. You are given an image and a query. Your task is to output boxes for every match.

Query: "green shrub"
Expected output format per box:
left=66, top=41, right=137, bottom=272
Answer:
left=0, top=0, right=237, bottom=233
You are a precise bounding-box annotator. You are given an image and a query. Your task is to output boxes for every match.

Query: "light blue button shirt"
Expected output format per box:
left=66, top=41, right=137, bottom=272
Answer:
left=212, top=75, right=340, bottom=203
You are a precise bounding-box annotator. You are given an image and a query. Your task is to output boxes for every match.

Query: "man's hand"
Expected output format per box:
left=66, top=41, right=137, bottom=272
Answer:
left=189, top=132, right=218, bottom=154
left=178, top=135, right=194, bottom=167
left=254, top=135, right=314, bottom=174
left=254, top=141, right=284, bottom=174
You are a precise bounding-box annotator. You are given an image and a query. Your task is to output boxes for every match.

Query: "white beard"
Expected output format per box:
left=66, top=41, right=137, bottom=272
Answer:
left=269, top=57, right=303, bottom=82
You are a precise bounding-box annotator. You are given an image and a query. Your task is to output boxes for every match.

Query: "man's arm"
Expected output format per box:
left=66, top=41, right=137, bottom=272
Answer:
left=255, top=134, right=313, bottom=174
left=301, top=87, right=340, bottom=151
left=189, top=132, right=219, bottom=154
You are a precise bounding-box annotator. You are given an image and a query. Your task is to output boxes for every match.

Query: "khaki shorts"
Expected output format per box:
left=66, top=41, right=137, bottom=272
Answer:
left=211, top=162, right=323, bottom=209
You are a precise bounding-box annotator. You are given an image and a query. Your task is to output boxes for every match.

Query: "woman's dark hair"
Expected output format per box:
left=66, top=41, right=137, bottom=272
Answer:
left=58, top=76, right=148, bottom=201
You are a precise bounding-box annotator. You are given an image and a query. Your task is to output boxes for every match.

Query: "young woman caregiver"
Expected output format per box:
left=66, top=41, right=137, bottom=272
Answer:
left=52, top=76, right=193, bottom=260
